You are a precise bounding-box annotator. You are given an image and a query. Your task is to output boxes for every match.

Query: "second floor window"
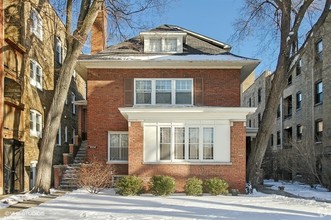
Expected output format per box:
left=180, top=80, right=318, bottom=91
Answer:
left=30, top=59, right=43, bottom=90
left=30, top=110, right=42, bottom=137
left=30, top=9, right=43, bottom=40
left=277, top=131, right=281, bottom=146
left=55, top=37, right=62, bottom=64
left=315, top=81, right=323, bottom=104
left=135, top=79, right=193, bottom=105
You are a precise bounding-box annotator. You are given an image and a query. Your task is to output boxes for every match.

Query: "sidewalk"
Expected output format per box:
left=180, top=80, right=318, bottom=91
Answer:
left=0, top=191, right=67, bottom=218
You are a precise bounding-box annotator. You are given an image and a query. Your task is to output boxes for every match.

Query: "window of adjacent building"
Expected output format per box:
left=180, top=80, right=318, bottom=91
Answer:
left=315, top=40, right=323, bottom=62
left=248, top=98, right=252, bottom=107
left=257, top=88, right=262, bottom=104
left=277, top=131, right=281, bottom=146
left=296, top=59, right=302, bottom=76
left=30, top=59, right=43, bottom=90
left=64, top=126, right=68, bottom=143
left=30, top=9, right=43, bottom=40
left=56, top=125, right=61, bottom=145
left=277, top=105, right=281, bottom=119
left=287, top=74, right=292, bottom=85
left=108, top=132, right=128, bottom=161
left=71, top=92, right=76, bottom=114
left=55, top=37, right=62, bottom=64
left=296, top=124, right=302, bottom=141
left=135, top=79, right=193, bottom=105
left=284, top=127, right=292, bottom=148
left=30, top=110, right=42, bottom=137
left=315, top=120, right=323, bottom=143
left=284, top=95, right=292, bottom=118
left=248, top=120, right=252, bottom=127
left=296, top=92, right=302, bottom=110
left=158, top=126, right=214, bottom=161
left=258, top=113, right=261, bottom=127
left=315, top=81, right=323, bottom=104
left=270, top=134, right=274, bottom=146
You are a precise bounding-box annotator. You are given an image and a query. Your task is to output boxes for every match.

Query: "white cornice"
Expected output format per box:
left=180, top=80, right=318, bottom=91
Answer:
left=119, top=106, right=256, bottom=122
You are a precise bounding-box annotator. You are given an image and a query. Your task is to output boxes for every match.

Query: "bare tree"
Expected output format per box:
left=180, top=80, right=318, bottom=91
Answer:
left=232, top=0, right=331, bottom=187
left=34, top=0, right=171, bottom=194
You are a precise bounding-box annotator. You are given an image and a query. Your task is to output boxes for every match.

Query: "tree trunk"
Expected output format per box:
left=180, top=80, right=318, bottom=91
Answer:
left=33, top=0, right=104, bottom=194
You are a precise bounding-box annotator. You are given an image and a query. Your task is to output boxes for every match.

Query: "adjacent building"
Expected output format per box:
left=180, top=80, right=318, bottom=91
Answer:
left=242, top=12, right=331, bottom=187
left=0, top=0, right=86, bottom=194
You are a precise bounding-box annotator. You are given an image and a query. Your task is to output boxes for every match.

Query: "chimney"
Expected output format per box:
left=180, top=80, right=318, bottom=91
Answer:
left=91, top=6, right=107, bottom=54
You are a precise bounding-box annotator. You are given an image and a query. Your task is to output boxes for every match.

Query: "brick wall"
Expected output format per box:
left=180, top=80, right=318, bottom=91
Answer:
left=87, top=68, right=241, bottom=158
left=127, top=121, right=246, bottom=192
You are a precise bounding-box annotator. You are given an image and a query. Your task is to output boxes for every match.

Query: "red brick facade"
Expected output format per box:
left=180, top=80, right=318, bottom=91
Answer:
left=86, top=68, right=246, bottom=192
left=127, top=121, right=246, bottom=192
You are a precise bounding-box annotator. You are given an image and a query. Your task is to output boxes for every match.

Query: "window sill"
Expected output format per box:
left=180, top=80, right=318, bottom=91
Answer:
left=315, top=141, right=323, bottom=144
left=107, top=161, right=128, bottom=165
left=314, top=102, right=323, bottom=107
left=296, top=108, right=302, bottom=112
left=143, top=161, right=232, bottom=165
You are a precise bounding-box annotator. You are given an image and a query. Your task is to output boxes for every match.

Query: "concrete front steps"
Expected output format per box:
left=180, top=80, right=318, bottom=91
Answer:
left=55, top=141, right=88, bottom=190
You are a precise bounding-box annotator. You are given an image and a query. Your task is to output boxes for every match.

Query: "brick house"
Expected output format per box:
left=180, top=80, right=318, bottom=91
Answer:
left=77, top=24, right=259, bottom=192
left=0, top=0, right=86, bottom=194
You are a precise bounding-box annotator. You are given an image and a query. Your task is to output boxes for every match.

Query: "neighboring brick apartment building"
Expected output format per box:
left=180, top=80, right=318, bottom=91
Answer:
left=242, top=12, right=331, bottom=187
left=77, top=24, right=259, bottom=192
left=0, top=0, right=86, bottom=194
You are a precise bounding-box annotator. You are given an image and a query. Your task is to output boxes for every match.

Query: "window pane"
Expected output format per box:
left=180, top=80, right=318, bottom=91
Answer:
left=150, top=38, right=161, bottom=52
left=189, top=128, right=199, bottom=160
left=156, top=80, right=171, bottom=104
left=176, top=80, right=192, bottom=104
left=203, top=128, right=213, bottom=160
left=30, top=112, right=34, bottom=131
left=36, top=114, right=41, bottom=132
left=174, top=128, right=185, bottom=159
left=160, top=128, right=171, bottom=160
left=136, top=80, right=151, bottom=104
left=36, top=66, right=41, bottom=83
left=164, top=38, right=177, bottom=52
left=109, top=134, right=128, bottom=161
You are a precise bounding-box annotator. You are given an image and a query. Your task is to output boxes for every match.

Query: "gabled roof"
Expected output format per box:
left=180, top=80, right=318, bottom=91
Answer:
left=77, top=24, right=260, bottom=82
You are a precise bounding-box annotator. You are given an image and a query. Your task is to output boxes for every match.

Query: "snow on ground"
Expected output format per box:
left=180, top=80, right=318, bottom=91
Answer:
left=2, top=189, right=331, bottom=220
left=0, top=193, right=39, bottom=208
left=264, top=179, right=331, bottom=202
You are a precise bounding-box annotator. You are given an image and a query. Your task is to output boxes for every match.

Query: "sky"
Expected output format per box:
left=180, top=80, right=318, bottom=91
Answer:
left=158, top=0, right=276, bottom=76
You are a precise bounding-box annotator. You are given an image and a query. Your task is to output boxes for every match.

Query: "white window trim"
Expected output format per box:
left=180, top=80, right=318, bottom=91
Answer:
left=107, top=131, right=129, bottom=163
left=31, top=8, right=43, bottom=40
left=141, top=32, right=186, bottom=53
left=55, top=37, right=62, bottom=64
left=157, top=125, right=215, bottom=163
left=134, top=78, right=193, bottom=105
left=64, top=126, right=68, bottom=143
left=30, top=109, right=42, bottom=138
left=71, top=92, right=76, bottom=114
left=30, top=59, right=43, bottom=90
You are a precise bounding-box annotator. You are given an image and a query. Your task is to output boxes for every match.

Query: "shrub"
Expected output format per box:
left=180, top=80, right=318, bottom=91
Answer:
left=150, top=175, right=176, bottom=196
left=185, top=177, right=203, bottom=196
left=204, top=177, right=229, bottom=195
left=76, top=160, right=113, bottom=194
left=116, top=176, right=144, bottom=196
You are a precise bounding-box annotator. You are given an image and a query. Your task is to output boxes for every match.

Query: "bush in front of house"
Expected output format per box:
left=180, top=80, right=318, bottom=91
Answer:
left=116, top=175, right=144, bottom=196
left=150, top=175, right=176, bottom=196
left=184, top=177, right=203, bottom=196
left=204, top=177, right=229, bottom=195
left=76, top=159, right=113, bottom=194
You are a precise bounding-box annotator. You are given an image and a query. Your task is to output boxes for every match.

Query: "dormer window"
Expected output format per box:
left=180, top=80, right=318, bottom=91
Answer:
left=141, top=32, right=186, bottom=53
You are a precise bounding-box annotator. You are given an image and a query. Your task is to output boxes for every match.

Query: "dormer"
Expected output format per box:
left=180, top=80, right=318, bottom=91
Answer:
left=140, top=31, right=187, bottom=53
